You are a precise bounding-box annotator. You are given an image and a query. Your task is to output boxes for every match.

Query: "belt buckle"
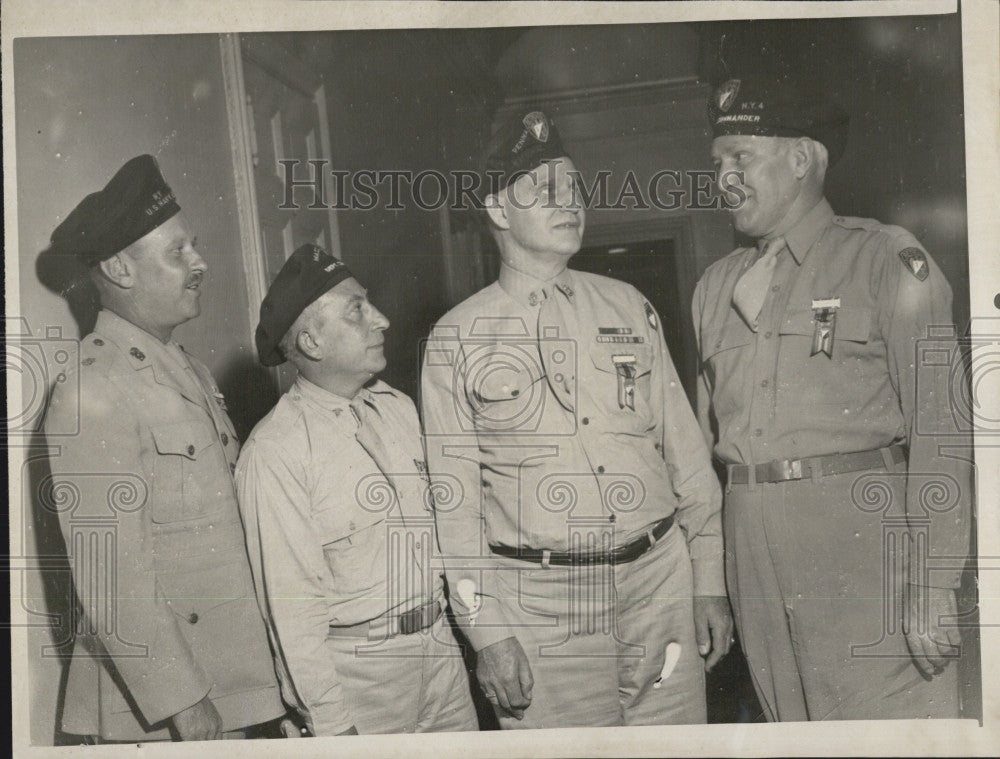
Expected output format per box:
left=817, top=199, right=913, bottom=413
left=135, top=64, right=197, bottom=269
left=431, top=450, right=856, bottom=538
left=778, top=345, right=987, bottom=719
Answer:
left=779, top=458, right=803, bottom=481
left=398, top=606, right=420, bottom=635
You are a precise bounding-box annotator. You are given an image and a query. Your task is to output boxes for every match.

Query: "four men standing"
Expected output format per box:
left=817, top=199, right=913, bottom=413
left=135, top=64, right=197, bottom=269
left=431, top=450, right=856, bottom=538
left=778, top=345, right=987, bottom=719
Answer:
left=41, top=73, right=972, bottom=739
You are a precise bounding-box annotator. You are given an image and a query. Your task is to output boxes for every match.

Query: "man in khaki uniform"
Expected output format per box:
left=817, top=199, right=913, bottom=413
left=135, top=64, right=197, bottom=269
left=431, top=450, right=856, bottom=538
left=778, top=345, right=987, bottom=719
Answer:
left=422, top=111, right=731, bottom=729
left=693, top=74, right=973, bottom=720
left=42, top=155, right=284, bottom=741
left=236, top=244, right=477, bottom=736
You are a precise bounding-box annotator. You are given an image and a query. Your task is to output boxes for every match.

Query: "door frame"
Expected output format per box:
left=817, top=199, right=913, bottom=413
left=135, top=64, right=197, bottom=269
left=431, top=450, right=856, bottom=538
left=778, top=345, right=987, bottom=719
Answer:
left=219, top=32, right=341, bottom=376
left=577, top=216, right=699, bottom=397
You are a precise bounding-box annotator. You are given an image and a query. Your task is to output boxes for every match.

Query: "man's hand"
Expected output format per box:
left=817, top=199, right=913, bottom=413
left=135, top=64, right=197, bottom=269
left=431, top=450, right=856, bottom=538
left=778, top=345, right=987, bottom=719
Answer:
left=171, top=695, right=223, bottom=741
left=476, top=636, right=533, bottom=719
left=693, top=595, right=734, bottom=671
left=904, top=585, right=961, bottom=677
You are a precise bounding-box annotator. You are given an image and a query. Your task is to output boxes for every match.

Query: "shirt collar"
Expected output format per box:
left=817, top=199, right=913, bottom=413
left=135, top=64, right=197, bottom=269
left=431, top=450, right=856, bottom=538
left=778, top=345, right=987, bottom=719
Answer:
left=93, top=309, right=180, bottom=369
left=292, top=376, right=393, bottom=415
left=781, top=197, right=834, bottom=265
left=497, top=261, right=576, bottom=308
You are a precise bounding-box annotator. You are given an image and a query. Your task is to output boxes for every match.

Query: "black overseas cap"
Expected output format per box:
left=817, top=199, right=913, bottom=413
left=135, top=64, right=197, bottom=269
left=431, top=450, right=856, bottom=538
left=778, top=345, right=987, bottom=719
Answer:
left=708, top=75, right=850, bottom=165
left=483, top=109, right=571, bottom=195
left=255, top=243, right=357, bottom=367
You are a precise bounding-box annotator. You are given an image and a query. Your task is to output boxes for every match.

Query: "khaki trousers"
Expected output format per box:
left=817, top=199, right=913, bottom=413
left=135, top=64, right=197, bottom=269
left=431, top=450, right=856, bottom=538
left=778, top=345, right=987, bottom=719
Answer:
left=491, top=525, right=707, bottom=729
left=725, top=464, right=960, bottom=721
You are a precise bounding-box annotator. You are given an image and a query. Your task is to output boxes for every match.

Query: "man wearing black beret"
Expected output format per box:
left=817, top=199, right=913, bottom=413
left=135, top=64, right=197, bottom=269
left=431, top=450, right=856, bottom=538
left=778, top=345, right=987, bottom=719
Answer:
left=422, top=110, right=730, bottom=728
left=693, top=74, right=972, bottom=719
left=235, top=244, right=477, bottom=736
left=42, top=155, right=284, bottom=741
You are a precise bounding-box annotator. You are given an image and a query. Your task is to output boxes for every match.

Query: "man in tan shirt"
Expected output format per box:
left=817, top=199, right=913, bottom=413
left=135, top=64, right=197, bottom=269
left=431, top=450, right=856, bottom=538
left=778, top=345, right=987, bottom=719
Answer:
left=236, top=244, right=477, bottom=736
left=41, top=154, right=284, bottom=741
left=694, top=73, right=973, bottom=720
left=422, top=110, right=731, bottom=728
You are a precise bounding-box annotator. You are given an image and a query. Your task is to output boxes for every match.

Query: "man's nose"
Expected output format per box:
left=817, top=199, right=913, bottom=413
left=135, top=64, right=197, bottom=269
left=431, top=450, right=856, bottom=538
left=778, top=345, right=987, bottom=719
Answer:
left=370, top=305, right=390, bottom=331
left=189, top=246, right=208, bottom=273
left=718, top=165, right=741, bottom=193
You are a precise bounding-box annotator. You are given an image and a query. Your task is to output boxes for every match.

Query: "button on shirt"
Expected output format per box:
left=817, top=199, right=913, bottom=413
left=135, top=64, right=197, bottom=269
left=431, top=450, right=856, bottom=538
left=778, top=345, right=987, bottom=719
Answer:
left=235, top=377, right=443, bottom=736
left=422, top=262, right=723, bottom=651
left=692, top=198, right=972, bottom=588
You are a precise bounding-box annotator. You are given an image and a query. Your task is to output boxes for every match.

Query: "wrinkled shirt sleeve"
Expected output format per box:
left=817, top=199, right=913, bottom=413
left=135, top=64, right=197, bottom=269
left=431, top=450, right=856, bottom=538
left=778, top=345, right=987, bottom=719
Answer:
left=235, top=439, right=354, bottom=735
left=420, top=330, right=515, bottom=652
left=877, top=237, right=973, bottom=590
left=645, top=296, right=725, bottom=598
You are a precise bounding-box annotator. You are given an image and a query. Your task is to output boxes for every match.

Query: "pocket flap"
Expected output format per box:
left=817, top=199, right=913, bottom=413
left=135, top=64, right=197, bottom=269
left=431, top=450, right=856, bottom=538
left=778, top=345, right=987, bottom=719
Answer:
left=158, top=558, right=248, bottom=618
left=314, top=501, right=385, bottom=546
left=151, top=421, right=217, bottom=460
left=588, top=342, right=653, bottom=376
left=779, top=307, right=871, bottom=343
left=471, top=363, right=537, bottom=403
left=702, top=324, right=753, bottom=360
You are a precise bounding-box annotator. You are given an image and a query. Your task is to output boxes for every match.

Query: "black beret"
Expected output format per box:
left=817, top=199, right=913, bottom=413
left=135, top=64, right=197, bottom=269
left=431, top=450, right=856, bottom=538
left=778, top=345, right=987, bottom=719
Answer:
left=50, top=154, right=181, bottom=265
left=255, top=244, right=357, bottom=367
left=708, top=76, right=850, bottom=165
left=483, top=110, right=570, bottom=194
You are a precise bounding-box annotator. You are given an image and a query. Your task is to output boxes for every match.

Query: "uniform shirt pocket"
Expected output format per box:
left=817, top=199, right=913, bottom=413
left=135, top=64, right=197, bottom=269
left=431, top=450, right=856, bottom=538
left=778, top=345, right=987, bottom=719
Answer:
left=466, top=357, right=544, bottom=433
left=776, top=306, right=876, bottom=407
left=314, top=506, right=386, bottom=598
left=149, top=421, right=227, bottom=524
left=587, top=342, right=655, bottom=431
left=778, top=306, right=871, bottom=343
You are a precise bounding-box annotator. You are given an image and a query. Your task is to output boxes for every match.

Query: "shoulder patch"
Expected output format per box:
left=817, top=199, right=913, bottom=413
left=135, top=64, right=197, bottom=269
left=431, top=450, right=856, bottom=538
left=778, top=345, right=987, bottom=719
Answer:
left=898, top=247, right=929, bottom=281
left=644, top=301, right=659, bottom=331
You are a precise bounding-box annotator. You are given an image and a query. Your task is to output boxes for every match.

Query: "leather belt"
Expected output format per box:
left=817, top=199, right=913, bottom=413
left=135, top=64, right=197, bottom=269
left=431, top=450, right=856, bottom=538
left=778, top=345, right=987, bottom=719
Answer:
left=728, top=444, right=906, bottom=485
left=490, top=514, right=674, bottom=567
left=328, top=599, right=441, bottom=639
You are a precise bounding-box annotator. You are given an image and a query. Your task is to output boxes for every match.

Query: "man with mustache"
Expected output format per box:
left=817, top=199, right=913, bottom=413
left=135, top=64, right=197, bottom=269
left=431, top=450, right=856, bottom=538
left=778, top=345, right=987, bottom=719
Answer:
left=235, top=244, right=477, bottom=736
left=421, top=110, right=731, bottom=728
left=693, top=72, right=972, bottom=719
left=41, top=154, right=284, bottom=741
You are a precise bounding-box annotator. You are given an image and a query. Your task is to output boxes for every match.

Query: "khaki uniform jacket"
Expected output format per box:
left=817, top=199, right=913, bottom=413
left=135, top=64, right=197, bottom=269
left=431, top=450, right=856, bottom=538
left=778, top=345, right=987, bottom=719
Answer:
left=43, top=310, right=283, bottom=740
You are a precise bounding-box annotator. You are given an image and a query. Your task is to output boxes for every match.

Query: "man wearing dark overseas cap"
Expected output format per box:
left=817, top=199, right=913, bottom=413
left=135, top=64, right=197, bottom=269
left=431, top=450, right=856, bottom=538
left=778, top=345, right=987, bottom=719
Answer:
left=235, top=245, right=477, bottom=736
left=694, top=74, right=973, bottom=719
left=421, top=111, right=732, bottom=728
left=41, top=155, right=284, bottom=741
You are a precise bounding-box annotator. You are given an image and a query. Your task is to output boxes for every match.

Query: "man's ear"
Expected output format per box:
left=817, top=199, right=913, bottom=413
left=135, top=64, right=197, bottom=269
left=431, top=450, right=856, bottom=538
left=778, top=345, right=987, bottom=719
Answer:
left=789, top=137, right=813, bottom=180
left=295, top=328, right=321, bottom=361
left=97, top=253, right=132, bottom=288
left=484, top=192, right=510, bottom=231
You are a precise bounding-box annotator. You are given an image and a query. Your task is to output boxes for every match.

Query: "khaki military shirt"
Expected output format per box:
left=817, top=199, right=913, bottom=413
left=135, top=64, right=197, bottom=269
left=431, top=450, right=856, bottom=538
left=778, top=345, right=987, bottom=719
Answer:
left=422, top=263, right=723, bottom=651
left=43, top=309, right=282, bottom=739
left=235, top=377, right=444, bottom=736
left=693, top=198, right=972, bottom=589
